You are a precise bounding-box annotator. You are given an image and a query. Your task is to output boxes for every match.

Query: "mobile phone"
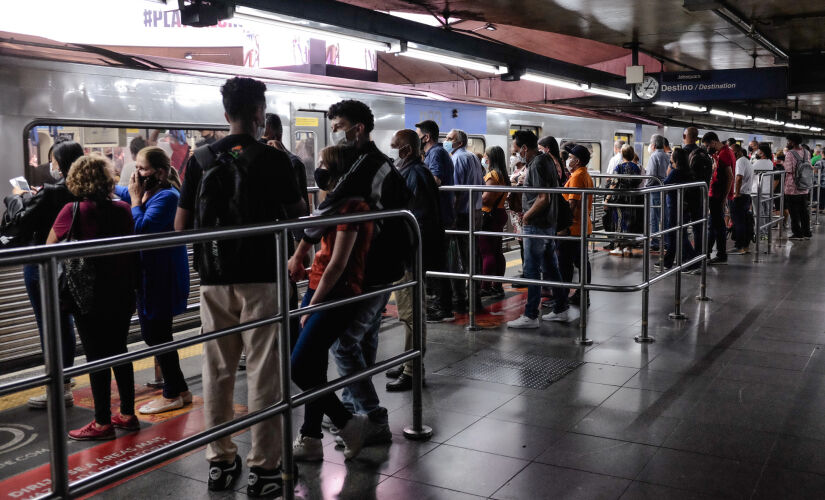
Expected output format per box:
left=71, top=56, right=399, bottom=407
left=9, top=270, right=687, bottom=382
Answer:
left=10, top=177, right=30, bottom=192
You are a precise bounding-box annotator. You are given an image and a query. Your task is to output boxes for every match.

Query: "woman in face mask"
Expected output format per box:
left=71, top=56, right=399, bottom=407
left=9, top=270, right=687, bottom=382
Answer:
left=290, top=144, right=385, bottom=461
left=1, top=140, right=83, bottom=409
left=113, top=147, right=191, bottom=414
left=508, top=154, right=527, bottom=263
left=479, top=146, right=511, bottom=298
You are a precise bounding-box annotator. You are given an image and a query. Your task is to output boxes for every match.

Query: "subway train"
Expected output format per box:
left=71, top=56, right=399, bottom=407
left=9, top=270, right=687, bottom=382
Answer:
left=0, top=36, right=790, bottom=371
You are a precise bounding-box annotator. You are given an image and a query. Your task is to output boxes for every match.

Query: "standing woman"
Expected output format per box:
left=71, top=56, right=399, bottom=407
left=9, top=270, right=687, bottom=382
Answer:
left=508, top=155, right=527, bottom=264
left=479, top=146, right=510, bottom=298
left=48, top=154, right=138, bottom=440
left=114, top=147, right=191, bottom=414
left=610, top=145, right=644, bottom=257
left=1, top=140, right=83, bottom=408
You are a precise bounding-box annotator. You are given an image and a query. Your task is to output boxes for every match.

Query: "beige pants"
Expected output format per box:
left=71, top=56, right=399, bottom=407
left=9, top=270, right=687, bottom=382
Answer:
left=395, top=271, right=426, bottom=376
left=201, top=283, right=282, bottom=469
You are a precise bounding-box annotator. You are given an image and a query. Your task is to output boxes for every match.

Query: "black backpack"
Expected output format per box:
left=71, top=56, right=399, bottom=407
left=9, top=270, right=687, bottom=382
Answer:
left=556, top=193, right=573, bottom=232
left=192, top=141, right=265, bottom=279
left=689, top=148, right=714, bottom=187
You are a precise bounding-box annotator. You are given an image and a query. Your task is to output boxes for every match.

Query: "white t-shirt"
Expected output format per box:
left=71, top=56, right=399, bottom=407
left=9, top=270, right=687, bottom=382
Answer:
left=752, top=158, right=774, bottom=195
left=606, top=152, right=623, bottom=174
left=735, top=156, right=754, bottom=195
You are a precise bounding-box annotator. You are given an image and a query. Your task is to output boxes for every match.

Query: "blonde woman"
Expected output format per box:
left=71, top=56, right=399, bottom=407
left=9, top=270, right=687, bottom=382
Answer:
left=47, top=154, right=137, bottom=440
left=114, top=147, right=191, bottom=414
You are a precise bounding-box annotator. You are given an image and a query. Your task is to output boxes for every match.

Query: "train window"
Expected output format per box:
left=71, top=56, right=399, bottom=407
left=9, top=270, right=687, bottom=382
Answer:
left=438, top=134, right=486, bottom=156
left=642, top=143, right=652, bottom=168
left=614, top=132, right=633, bottom=146
left=508, top=124, right=542, bottom=140
left=294, top=130, right=317, bottom=184
left=24, top=125, right=227, bottom=187
left=559, top=140, right=601, bottom=173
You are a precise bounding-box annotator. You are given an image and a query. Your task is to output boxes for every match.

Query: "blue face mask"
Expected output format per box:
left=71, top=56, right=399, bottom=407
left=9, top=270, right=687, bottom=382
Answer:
left=443, top=141, right=453, bottom=153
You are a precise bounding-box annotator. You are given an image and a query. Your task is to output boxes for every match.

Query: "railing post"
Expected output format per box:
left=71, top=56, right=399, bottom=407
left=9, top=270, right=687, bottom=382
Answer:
left=40, top=257, right=69, bottom=499
left=276, top=231, right=295, bottom=500
left=814, top=166, right=821, bottom=226
left=669, top=187, right=687, bottom=320
left=657, top=188, right=665, bottom=271
left=696, top=186, right=711, bottom=301
left=778, top=171, right=785, bottom=243
left=636, top=192, right=655, bottom=343
left=466, top=189, right=479, bottom=331
left=754, top=174, right=762, bottom=262
left=576, top=193, right=592, bottom=346
left=404, top=214, right=433, bottom=441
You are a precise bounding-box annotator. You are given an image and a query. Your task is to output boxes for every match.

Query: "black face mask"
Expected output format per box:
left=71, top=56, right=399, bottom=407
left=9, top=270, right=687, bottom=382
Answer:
left=314, top=168, right=332, bottom=190
left=140, top=174, right=160, bottom=191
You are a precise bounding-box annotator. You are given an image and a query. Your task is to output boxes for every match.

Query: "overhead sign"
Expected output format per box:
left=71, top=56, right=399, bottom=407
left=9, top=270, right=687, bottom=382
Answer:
left=405, top=98, right=487, bottom=135
left=655, top=68, right=788, bottom=102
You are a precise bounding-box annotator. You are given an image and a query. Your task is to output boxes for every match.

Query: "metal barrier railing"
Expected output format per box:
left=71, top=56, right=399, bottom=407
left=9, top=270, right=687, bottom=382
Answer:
left=0, top=210, right=430, bottom=500
left=809, top=165, right=821, bottom=227
left=432, top=181, right=709, bottom=345
left=754, top=170, right=786, bottom=260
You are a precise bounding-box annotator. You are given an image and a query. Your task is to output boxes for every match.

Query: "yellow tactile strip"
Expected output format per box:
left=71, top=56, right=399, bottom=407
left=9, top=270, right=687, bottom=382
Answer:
left=0, top=344, right=203, bottom=412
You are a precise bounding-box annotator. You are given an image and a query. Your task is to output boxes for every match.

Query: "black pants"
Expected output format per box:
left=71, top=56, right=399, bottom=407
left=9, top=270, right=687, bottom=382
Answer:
left=558, top=240, right=591, bottom=299
left=75, top=302, right=135, bottom=425
left=786, top=194, right=812, bottom=237
left=731, top=195, right=753, bottom=248
left=138, top=311, right=188, bottom=399
left=707, top=197, right=727, bottom=258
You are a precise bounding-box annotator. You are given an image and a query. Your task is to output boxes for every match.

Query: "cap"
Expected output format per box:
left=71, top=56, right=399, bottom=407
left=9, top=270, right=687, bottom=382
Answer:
left=570, top=145, right=591, bottom=166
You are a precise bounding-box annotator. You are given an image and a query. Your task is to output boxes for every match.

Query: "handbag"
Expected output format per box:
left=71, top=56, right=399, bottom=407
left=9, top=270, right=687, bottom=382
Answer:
left=506, top=190, right=522, bottom=213
left=58, top=202, right=96, bottom=315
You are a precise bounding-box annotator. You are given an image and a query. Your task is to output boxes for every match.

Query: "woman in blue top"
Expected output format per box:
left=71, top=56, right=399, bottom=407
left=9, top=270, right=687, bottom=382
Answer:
left=609, top=145, right=643, bottom=257
left=115, top=146, right=191, bottom=414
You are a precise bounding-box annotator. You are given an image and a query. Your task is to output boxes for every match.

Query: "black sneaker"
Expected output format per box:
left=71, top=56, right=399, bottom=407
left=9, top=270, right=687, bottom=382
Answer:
left=208, top=454, right=242, bottom=491
left=707, top=256, right=727, bottom=265
left=385, top=366, right=403, bottom=379
left=426, top=309, right=455, bottom=323
left=247, top=466, right=284, bottom=498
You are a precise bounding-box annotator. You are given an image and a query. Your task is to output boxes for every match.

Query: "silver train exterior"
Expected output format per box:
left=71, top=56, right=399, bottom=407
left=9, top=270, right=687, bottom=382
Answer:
left=0, top=50, right=788, bottom=368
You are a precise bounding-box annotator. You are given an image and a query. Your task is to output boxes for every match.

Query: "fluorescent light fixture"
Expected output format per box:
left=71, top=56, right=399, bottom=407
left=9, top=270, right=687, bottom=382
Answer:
left=810, top=127, right=823, bottom=132
left=654, top=101, right=676, bottom=107
left=675, top=103, right=707, bottom=112
left=234, top=7, right=392, bottom=52
left=786, top=123, right=810, bottom=129
left=754, top=117, right=785, bottom=126
left=522, top=72, right=588, bottom=91
left=399, top=48, right=502, bottom=74
left=584, top=85, right=632, bottom=100
left=710, top=108, right=732, bottom=117
left=731, top=113, right=753, bottom=120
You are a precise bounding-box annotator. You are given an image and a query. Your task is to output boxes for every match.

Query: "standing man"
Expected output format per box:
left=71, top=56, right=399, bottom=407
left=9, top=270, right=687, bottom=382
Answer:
left=385, top=129, right=442, bottom=391
left=748, top=139, right=760, bottom=163
left=415, top=120, right=455, bottom=322
left=784, top=133, right=813, bottom=239
left=507, top=131, right=559, bottom=329
left=701, top=132, right=735, bottom=264
left=606, top=139, right=626, bottom=174
left=261, top=113, right=310, bottom=214
left=175, top=77, right=305, bottom=497
left=445, top=128, right=484, bottom=313
left=646, top=134, right=670, bottom=251
left=731, top=144, right=754, bottom=254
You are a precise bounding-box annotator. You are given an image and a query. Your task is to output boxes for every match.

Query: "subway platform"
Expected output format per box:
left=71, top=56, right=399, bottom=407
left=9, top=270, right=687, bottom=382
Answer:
left=2, top=227, right=825, bottom=499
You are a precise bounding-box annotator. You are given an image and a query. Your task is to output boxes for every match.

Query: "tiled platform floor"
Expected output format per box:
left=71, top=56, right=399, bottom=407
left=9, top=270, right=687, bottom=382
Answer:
left=88, top=227, right=825, bottom=498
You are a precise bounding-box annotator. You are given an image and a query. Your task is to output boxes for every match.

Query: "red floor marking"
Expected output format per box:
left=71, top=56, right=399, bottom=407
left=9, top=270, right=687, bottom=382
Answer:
left=71, top=383, right=205, bottom=425
left=0, top=404, right=247, bottom=499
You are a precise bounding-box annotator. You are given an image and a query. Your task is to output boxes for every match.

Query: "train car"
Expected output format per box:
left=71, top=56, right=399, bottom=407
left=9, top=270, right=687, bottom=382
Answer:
left=0, top=34, right=788, bottom=370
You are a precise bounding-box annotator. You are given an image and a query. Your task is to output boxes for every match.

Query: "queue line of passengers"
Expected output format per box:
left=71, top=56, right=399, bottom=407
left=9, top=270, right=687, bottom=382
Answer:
left=1, top=75, right=818, bottom=498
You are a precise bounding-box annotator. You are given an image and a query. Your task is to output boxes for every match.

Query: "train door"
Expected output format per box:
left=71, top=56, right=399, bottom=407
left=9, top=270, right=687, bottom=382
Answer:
left=508, top=124, right=542, bottom=141
left=292, top=110, right=326, bottom=206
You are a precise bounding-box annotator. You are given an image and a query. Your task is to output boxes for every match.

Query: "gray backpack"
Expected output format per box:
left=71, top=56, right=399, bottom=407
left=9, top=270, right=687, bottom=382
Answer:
left=790, top=150, right=814, bottom=191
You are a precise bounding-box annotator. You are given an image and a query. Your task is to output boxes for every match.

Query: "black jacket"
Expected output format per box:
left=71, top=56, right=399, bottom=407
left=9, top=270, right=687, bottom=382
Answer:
left=1, top=179, right=76, bottom=246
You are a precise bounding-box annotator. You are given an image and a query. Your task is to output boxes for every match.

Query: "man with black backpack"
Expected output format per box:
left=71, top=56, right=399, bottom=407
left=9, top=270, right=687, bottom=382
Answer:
left=174, top=77, right=305, bottom=497
left=784, top=133, right=813, bottom=239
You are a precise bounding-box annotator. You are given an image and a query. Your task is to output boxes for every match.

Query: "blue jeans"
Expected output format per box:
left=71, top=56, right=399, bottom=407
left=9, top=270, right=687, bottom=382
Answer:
left=650, top=193, right=664, bottom=248
left=292, top=289, right=356, bottom=438
left=523, top=225, right=556, bottom=319
left=331, top=292, right=389, bottom=423
left=542, top=240, right=569, bottom=314
left=24, top=264, right=76, bottom=380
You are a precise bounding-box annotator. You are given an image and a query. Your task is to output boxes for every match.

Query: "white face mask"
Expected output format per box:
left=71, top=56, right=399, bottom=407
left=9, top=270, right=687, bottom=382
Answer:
left=330, top=126, right=355, bottom=146
left=388, top=147, right=400, bottom=161
left=481, top=157, right=489, bottom=169
left=566, top=157, right=576, bottom=171
left=49, top=162, right=62, bottom=180
left=509, top=155, right=520, bottom=170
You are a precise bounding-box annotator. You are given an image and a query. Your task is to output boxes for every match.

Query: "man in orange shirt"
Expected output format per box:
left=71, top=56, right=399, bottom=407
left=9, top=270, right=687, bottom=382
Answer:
left=556, top=144, right=593, bottom=312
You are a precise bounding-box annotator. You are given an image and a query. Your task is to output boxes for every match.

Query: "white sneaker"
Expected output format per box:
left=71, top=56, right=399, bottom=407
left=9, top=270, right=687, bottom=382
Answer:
left=609, top=248, right=623, bottom=256
left=28, top=384, right=73, bottom=409
left=623, top=248, right=633, bottom=257
left=542, top=309, right=579, bottom=323
left=321, top=415, right=339, bottom=434
left=292, top=435, right=324, bottom=462
left=507, top=315, right=540, bottom=329
left=337, top=414, right=372, bottom=459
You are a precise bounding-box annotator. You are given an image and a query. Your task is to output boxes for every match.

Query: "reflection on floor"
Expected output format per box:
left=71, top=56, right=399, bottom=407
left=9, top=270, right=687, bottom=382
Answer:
left=6, top=229, right=825, bottom=499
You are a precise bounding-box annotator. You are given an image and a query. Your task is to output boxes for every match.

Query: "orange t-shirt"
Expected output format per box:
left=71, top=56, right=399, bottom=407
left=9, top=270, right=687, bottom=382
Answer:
left=308, top=200, right=374, bottom=296
left=563, top=168, right=594, bottom=236
left=482, top=170, right=507, bottom=212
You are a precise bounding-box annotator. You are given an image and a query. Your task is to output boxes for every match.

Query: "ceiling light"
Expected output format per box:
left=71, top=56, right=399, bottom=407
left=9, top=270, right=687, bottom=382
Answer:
left=583, top=85, right=632, bottom=100
left=234, top=7, right=392, bottom=52
left=786, top=123, right=810, bottom=129
left=675, top=103, right=707, bottom=112
left=184, top=52, right=193, bottom=60
left=810, top=127, right=823, bottom=132
left=399, top=48, right=502, bottom=74
left=754, top=117, right=784, bottom=126
left=654, top=101, right=676, bottom=107
left=484, top=23, right=497, bottom=31
left=522, top=72, right=588, bottom=91
left=731, top=113, right=753, bottom=120
left=710, top=108, right=732, bottom=117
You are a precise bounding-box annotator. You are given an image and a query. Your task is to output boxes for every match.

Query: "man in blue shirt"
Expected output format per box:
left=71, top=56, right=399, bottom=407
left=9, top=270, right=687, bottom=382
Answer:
left=416, top=120, right=456, bottom=322
left=446, top=128, right=485, bottom=313
left=646, top=134, right=670, bottom=250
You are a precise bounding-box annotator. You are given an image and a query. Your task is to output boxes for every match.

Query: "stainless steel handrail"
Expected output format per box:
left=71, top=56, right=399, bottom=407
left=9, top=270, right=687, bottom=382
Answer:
left=435, top=181, right=709, bottom=343
left=0, top=209, right=430, bottom=500
left=754, top=170, right=786, bottom=260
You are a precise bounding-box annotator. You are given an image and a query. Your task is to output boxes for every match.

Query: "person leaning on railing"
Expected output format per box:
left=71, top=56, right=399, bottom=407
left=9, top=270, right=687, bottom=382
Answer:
left=47, top=154, right=139, bottom=441
left=114, top=146, right=191, bottom=415
left=1, top=140, right=83, bottom=409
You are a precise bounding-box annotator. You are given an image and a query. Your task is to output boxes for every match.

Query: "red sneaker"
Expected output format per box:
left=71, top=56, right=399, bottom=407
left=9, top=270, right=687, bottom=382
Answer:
left=111, top=413, right=140, bottom=431
left=68, top=421, right=115, bottom=441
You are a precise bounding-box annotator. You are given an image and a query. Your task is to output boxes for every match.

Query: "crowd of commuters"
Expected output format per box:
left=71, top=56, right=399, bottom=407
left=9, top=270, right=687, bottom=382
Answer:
left=4, top=72, right=822, bottom=498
